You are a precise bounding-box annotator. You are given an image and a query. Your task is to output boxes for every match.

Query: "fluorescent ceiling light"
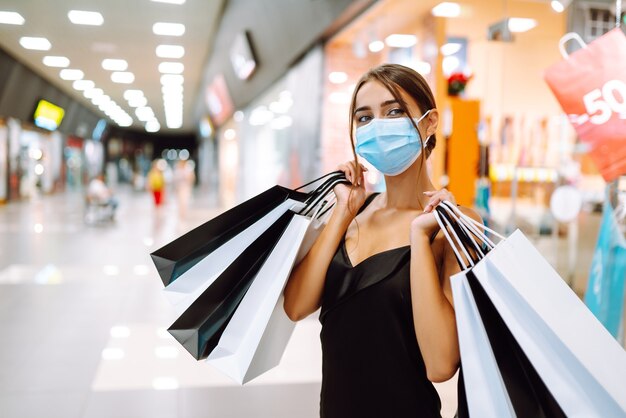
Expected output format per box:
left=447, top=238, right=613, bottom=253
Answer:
left=153, top=22, right=185, bottom=36
left=551, top=0, right=572, bottom=13
left=117, top=118, right=133, bottom=127
left=123, top=90, right=144, bottom=100
left=162, top=84, right=183, bottom=95
left=60, top=69, right=84, bottom=80
left=43, top=56, right=69, bottom=68
left=413, top=61, right=432, bottom=75
left=440, top=42, right=462, bottom=56
left=135, top=107, right=155, bottom=121
left=432, top=2, right=461, bottom=18
left=0, top=11, right=25, bottom=25
left=385, top=34, right=418, bottom=48
left=151, top=0, right=186, bottom=4
left=328, top=71, right=347, bottom=84
left=368, top=40, right=384, bottom=53
left=19, top=37, right=51, bottom=51
left=156, top=44, right=185, bottom=59
left=72, top=80, right=95, bottom=91
left=128, top=96, right=148, bottom=107
left=111, top=72, right=135, bottom=84
left=508, top=18, right=538, bottom=33
left=83, top=88, right=103, bottom=99
left=68, top=10, right=104, bottom=26
left=92, top=95, right=110, bottom=105
left=145, top=120, right=160, bottom=132
left=102, top=59, right=128, bottom=71
left=158, top=62, right=184, bottom=74
left=160, top=74, right=184, bottom=85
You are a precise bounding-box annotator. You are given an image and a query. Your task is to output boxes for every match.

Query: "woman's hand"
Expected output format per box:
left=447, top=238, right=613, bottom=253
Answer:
left=334, top=161, right=367, bottom=217
left=411, top=188, right=456, bottom=240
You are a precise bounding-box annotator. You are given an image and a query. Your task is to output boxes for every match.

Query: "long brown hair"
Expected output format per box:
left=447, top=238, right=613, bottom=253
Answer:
left=348, top=63, right=438, bottom=179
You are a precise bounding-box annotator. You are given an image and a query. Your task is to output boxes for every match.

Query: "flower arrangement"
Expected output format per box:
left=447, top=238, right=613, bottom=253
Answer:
left=447, top=72, right=472, bottom=96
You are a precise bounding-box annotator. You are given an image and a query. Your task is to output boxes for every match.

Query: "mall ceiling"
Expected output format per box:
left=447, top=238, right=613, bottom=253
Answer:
left=0, top=0, right=225, bottom=133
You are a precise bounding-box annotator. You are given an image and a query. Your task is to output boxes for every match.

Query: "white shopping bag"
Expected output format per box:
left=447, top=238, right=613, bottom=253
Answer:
left=451, top=272, right=516, bottom=418
left=163, top=199, right=304, bottom=315
left=471, top=229, right=626, bottom=417
left=206, top=212, right=314, bottom=384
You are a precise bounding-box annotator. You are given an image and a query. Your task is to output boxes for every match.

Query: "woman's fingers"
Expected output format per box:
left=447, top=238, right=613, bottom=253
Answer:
left=423, top=188, right=455, bottom=212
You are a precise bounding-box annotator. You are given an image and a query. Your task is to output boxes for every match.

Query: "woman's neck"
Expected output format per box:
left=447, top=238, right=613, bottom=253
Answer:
left=381, top=161, right=435, bottom=210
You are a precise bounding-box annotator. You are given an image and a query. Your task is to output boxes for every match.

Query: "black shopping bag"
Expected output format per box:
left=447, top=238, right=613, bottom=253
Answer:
left=168, top=210, right=295, bottom=360
left=456, top=271, right=566, bottom=418
left=151, top=186, right=305, bottom=287
left=151, top=171, right=348, bottom=287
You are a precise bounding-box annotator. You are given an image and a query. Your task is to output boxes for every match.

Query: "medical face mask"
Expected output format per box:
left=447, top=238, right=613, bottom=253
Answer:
left=355, top=109, right=432, bottom=176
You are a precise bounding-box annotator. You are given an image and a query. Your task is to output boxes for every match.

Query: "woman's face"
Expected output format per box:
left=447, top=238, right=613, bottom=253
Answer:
left=353, top=80, right=435, bottom=139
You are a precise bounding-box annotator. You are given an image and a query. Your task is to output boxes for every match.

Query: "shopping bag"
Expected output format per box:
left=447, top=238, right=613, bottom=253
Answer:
left=470, top=230, right=626, bottom=417
left=436, top=202, right=626, bottom=416
left=450, top=272, right=515, bottom=418
left=585, top=198, right=626, bottom=338
left=437, top=205, right=563, bottom=417
left=206, top=214, right=310, bottom=383
left=151, top=170, right=346, bottom=288
left=151, top=185, right=306, bottom=287
left=544, top=28, right=626, bottom=182
left=161, top=198, right=303, bottom=311
left=206, top=191, right=333, bottom=383
left=167, top=210, right=295, bottom=360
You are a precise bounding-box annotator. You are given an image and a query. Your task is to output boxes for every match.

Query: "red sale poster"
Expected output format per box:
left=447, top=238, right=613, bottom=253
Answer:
left=544, top=28, right=626, bottom=182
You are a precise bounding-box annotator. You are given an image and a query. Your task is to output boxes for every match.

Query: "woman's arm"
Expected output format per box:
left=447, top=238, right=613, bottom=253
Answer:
left=283, top=205, right=353, bottom=321
left=409, top=194, right=483, bottom=382
left=283, top=161, right=366, bottom=321
left=409, top=224, right=460, bottom=383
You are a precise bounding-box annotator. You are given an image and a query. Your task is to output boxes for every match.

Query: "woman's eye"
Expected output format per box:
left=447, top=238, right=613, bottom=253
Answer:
left=357, top=115, right=372, bottom=123
left=387, top=108, right=405, bottom=117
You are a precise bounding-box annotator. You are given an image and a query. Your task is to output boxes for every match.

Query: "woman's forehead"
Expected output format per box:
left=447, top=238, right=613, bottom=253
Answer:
left=355, top=79, right=416, bottom=110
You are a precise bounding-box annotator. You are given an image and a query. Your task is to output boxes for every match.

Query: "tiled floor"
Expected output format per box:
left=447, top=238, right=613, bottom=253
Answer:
left=0, top=185, right=606, bottom=417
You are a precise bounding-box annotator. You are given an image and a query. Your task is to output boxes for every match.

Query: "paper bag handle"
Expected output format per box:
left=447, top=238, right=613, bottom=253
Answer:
left=558, top=32, right=587, bottom=59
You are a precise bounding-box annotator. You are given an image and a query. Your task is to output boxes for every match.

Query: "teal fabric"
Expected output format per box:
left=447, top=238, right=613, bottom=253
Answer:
left=584, top=198, right=626, bottom=339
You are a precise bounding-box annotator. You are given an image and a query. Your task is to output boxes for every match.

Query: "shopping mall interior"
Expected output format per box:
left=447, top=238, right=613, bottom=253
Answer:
left=0, top=0, right=625, bottom=417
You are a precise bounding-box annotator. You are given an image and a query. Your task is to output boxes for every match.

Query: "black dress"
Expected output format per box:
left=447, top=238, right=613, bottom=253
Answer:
left=319, top=194, right=442, bottom=418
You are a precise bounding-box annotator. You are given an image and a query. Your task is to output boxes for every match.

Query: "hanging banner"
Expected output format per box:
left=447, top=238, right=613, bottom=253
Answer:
left=544, top=28, right=626, bottom=182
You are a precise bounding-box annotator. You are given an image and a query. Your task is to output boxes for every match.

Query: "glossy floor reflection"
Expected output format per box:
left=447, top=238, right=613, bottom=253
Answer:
left=0, top=185, right=603, bottom=418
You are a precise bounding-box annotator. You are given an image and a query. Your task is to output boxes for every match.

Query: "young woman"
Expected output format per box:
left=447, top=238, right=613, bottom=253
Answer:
left=283, top=63, right=481, bottom=417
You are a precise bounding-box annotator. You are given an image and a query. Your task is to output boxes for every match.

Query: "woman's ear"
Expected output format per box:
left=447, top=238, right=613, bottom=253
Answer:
left=426, top=109, right=439, bottom=137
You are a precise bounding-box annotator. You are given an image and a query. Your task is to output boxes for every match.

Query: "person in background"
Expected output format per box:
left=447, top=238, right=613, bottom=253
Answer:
left=284, top=63, right=482, bottom=418
left=147, top=160, right=166, bottom=207
left=86, top=174, right=118, bottom=220
left=173, top=159, right=196, bottom=219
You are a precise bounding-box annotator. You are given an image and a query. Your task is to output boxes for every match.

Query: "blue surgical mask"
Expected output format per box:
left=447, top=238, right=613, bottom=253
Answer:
left=355, top=110, right=432, bottom=176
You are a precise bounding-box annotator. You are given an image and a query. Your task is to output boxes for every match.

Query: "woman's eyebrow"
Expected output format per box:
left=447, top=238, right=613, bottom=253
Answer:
left=354, top=99, right=399, bottom=114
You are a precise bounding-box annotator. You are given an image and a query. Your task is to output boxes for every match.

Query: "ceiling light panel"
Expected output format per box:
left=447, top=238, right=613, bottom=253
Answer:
left=59, top=69, right=84, bottom=80
left=102, top=59, right=128, bottom=71
left=72, top=80, right=95, bottom=91
left=43, top=56, right=70, bottom=68
left=385, top=34, right=417, bottom=48
left=158, top=62, right=184, bottom=74
left=19, top=37, right=51, bottom=50
left=153, top=22, right=185, bottom=36
left=0, top=11, right=25, bottom=25
left=156, top=45, right=185, bottom=59
left=151, top=0, right=186, bottom=4
left=123, top=90, right=144, bottom=100
left=432, top=2, right=461, bottom=18
left=68, top=10, right=104, bottom=26
left=111, top=72, right=135, bottom=84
